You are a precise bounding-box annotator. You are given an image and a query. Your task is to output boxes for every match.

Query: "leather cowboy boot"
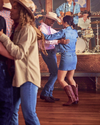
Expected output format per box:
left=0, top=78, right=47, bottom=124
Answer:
left=63, top=85, right=76, bottom=106
left=71, top=84, right=79, bottom=104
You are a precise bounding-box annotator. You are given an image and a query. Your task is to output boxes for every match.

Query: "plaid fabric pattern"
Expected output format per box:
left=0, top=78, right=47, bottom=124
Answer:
left=0, top=9, right=13, bottom=37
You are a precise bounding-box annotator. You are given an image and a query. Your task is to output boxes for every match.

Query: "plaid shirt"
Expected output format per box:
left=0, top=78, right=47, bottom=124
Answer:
left=0, top=9, right=13, bottom=37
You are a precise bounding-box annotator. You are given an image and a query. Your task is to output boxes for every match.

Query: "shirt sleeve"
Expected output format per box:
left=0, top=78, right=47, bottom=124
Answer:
left=0, top=26, right=35, bottom=60
left=39, top=24, right=58, bottom=45
left=0, top=16, right=6, bottom=34
left=56, top=3, right=65, bottom=17
left=75, top=3, right=81, bottom=13
left=43, top=29, right=65, bottom=40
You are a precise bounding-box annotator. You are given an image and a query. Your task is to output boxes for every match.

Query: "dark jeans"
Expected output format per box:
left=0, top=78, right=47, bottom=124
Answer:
left=0, top=61, right=13, bottom=125
left=40, top=49, right=58, bottom=97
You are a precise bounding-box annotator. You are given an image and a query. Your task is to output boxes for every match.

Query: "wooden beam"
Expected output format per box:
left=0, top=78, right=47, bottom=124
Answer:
left=46, top=0, right=52, bottom=13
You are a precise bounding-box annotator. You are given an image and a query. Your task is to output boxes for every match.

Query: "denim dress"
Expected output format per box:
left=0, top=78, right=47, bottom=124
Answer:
left=43, top=26, right=78, bottom=71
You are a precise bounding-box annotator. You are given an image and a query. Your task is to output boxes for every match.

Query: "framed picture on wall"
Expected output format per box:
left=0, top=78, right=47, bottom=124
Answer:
left=74, top=0, right=87, bottom=8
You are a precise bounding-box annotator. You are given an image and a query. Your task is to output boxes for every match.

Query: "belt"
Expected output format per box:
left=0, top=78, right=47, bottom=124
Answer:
left=46, top=49, right=55, bottom=52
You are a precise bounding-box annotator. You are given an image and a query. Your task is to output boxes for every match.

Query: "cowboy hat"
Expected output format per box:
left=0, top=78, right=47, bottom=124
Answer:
left=3, top=2, right=12, bottom=9
left=12, top=0, right=35, bottom=19
left=3, top=0, right=12, bottom=9
left=44, top=12, right=61, bottom=22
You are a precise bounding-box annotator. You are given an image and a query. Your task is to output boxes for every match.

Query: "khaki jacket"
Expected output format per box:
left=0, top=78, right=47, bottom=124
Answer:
left=0, top=24, right=41, bottom=87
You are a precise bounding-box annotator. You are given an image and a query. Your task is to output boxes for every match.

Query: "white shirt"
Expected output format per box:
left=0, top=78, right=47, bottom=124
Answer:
left=78, top=17, right=91, bottom=29
left=38, top=22, right=58, bottom=50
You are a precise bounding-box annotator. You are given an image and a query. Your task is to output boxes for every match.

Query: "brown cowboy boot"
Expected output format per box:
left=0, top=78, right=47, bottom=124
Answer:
left=63, top=85, right=76, bottom=106
left=71, top=84, right=79, bottom=104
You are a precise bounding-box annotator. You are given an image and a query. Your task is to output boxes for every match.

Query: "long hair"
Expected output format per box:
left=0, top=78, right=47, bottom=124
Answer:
left=63, top=15, right=76, bottom=29
left=17, top=3, right=47, bottom=55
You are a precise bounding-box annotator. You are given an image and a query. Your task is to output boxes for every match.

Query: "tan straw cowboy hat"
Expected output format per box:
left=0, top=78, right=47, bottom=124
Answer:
left=11, top=0, right=35, bottom=19
left=3, top=0, right=12, bottom=9
left=44, top=12, right=61, bottom=22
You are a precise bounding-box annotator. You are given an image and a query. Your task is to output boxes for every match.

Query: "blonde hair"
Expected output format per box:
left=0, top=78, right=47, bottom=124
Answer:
left=18, top=3, right=47, bottom=55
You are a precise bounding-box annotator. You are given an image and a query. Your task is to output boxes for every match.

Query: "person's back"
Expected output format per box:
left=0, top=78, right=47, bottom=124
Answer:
left=0, top=15, right=8, bottom=61
left=0, top=15, right=13, bottom=125
left=59, top=27, right=78, bottom=52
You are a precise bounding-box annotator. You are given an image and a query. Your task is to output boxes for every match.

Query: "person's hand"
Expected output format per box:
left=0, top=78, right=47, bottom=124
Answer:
left=88, top=27, right=91, bottom=29
left=41, top=9, right=44, bottom=13
left=59, top=16, right=63, bottom=21
left=0, top=29, right=3, bottom=36
left=78, top=12, right=81, bottom=17
left=58, top=39, right=70, bottom=44
left=36, top=15, right=39, bottom=19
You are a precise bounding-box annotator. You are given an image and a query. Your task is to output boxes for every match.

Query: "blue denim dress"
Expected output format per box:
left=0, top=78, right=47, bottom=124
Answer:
left=43, top=26, right=78, bottom=71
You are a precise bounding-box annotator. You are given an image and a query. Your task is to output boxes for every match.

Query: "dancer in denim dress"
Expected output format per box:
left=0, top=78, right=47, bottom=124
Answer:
left=43, top=15, right=79, bottom=106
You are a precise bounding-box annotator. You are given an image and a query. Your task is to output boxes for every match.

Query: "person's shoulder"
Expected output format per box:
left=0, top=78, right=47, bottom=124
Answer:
left=39, top=22, right=48, bottom=30
left=73, top=29, right=78, bottom=37
left=57, top=2, right=65, bottom=8
left=75, top=2, right=80, bottom=7
left=39, top=22, right=44, bottom=27
left=0, top=15, right=6, bottom=26
left=21, top=24, right=36, bottom=34
left=0, top=15, right=5, bottom=21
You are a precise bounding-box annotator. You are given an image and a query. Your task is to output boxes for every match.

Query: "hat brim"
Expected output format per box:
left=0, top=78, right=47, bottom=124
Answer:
left=13, top=0, right=34, bottom=19
left=44, top=15, right=61, bottom=22
left=3, top=3, right=12, bottom=9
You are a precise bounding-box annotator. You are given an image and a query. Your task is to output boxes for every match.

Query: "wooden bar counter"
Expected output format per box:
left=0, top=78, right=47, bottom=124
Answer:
left=39, top=53, right=100, bottom=92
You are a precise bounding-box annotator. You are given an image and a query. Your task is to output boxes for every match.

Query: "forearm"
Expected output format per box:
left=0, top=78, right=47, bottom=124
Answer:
left=0, top=33, right=24, bottom=60
left=43, top=30, right=64, bottom=40
left=0, top=42, right=14, bottom=60
left=45, top=40, right=58, bottom=45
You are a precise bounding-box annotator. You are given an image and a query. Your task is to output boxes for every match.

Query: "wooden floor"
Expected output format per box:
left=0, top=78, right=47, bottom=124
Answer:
left=19, top=90, right=100, bottom=125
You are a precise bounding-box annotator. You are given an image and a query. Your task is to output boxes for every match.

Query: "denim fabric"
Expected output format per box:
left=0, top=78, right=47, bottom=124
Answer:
left=0, top=61, right=13, bottom=125
left=59, top=52, right=77, bottom=70
left=43, top=26, right=78, bottom=53
left=56, top=1, right=80, bottom=24
left=40, top=49, right=58, bottom=97
left=10, top=82, right=40, bottom=125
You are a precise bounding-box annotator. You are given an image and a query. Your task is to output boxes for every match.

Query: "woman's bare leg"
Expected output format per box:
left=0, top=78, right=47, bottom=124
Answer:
left=57, top=70, right=68, bottom=88
left=66, top=70, right=76, bottom=86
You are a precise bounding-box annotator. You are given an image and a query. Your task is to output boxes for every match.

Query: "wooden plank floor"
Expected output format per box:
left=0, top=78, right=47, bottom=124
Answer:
left=19, top=90, right=100, bottom=125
